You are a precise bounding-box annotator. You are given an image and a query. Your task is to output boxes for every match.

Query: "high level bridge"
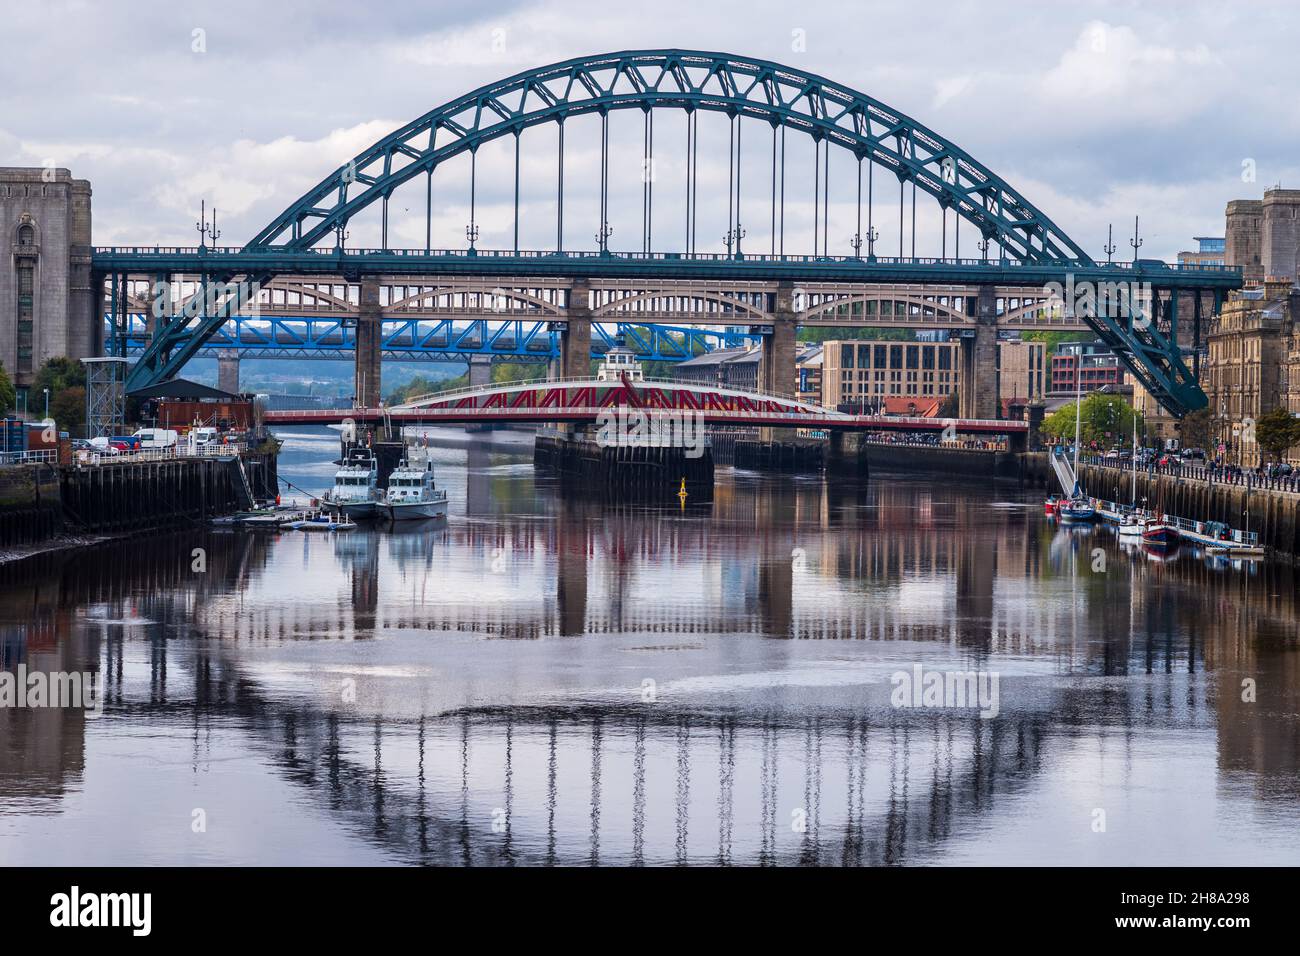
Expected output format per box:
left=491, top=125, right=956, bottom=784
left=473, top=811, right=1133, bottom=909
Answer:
left=90, top=50, right=1241, bottom=418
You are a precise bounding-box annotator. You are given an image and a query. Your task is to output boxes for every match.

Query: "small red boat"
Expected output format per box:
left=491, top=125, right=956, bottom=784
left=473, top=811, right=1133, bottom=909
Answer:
left=1044, top=494, right=1061, bottom=516
left=1141, top=518, right=1178, bottom=547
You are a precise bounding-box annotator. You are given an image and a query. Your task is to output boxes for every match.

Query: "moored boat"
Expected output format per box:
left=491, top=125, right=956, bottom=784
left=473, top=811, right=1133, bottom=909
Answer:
left=323, top=446, right=381, bottom=520
left=1058, top=496, right=1096, bottom=522
left=383, top=455, right=449, bottom=521
left=1140, top=517, right=1178, bottom=547
left=1118, top=513, right=1145, bottom=538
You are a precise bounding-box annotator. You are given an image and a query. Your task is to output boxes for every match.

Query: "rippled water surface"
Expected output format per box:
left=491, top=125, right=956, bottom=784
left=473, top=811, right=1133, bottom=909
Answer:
left=1, top=426, right=1297, bottom=866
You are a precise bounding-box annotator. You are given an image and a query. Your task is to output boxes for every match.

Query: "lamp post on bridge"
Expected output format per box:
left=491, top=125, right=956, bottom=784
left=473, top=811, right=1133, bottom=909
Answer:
left=465, top=224, right=479, bottom=255
left=333, top=222, right=349, bottom=253
left=1103, top=223, right=1117, bottom=264
left=723, top=225, right=745, bottom=259
left=595, top=221, right=613, bottom=255
left=195, top=200, right=221, bottom=252
left=1130, top=216, right=1143, bottom=262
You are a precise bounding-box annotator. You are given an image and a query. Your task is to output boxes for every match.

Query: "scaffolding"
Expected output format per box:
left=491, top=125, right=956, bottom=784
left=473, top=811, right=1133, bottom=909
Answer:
left=82, top=357, right=129, bottom=439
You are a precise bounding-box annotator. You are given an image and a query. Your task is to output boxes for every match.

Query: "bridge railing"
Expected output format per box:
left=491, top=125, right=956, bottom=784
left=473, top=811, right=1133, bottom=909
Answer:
left=91, top=246, right=1241, bottom=276
left=393, top=375, right=808, bottom=409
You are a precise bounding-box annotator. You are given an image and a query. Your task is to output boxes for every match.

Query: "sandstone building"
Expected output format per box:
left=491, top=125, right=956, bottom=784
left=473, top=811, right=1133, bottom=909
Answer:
left=0, top=168, right=98, bottom=410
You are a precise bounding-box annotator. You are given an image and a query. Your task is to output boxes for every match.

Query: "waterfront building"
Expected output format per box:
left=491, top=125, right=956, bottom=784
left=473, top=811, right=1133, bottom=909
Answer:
left=672, top=344, right=762, bottom=392
left=818, top=337, right=1044, bottom=412
left=0, top=168, right=98, bottom=409
left=1049, top=342, right=1121, bottom=395
left=1177, top=236, right=1226, bottom=268
left=1200, top=278, right=1300, bottom=466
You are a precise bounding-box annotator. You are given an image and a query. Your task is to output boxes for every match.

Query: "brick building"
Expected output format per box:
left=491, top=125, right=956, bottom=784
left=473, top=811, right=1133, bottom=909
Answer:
left=1049, top=342, right=1122, bottom=395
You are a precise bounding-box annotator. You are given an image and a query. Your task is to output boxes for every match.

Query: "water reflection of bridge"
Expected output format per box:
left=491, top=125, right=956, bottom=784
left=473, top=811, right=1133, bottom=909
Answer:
left=2, top=493, right=1299, bottom=862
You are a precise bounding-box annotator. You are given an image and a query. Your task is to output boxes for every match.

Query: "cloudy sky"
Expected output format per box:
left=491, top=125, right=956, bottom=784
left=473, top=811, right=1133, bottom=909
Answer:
left=2, top=0, right=1294, bottom=260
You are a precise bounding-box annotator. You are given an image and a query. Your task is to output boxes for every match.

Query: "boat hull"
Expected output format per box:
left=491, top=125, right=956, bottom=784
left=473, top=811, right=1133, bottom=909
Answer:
left=1141, top=526, right=1178, bottom=547
left=335, top=501, right=380, bottom=520
left=1059, top=505, right=1096, bottom=522
left=384, top=500, right=448, bottom=521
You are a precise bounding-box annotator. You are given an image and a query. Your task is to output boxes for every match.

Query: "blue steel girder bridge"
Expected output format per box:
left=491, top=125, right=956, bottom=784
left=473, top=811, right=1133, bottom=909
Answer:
left=90, top=49, right=1241, bottom=417
left=102, top=276, right=1083, bottom=362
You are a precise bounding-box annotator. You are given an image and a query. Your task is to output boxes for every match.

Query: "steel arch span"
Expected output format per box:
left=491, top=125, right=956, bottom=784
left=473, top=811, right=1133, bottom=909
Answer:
left=247, top=49, right=1088, bottom=262
left=111, top=49, right=1237, bottom=415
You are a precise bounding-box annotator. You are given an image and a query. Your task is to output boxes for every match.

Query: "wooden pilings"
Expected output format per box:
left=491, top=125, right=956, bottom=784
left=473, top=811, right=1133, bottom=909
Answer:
left=1, top=450, right=280, bottom=550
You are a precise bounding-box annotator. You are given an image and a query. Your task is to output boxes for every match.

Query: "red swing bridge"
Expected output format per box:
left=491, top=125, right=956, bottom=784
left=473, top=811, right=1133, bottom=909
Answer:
left=262, top=376, right=1027, bottom=444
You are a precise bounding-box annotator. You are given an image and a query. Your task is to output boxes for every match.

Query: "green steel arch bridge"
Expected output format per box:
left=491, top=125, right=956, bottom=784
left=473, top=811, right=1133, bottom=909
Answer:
left=91, top=49, right=1241, bottom=416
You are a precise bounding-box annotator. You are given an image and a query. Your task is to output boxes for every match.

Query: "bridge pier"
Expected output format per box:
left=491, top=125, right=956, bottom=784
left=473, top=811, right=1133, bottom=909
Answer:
left=355, top=276, right=382, bottom=407
left=758, top=281, right=799, bottom=442
left=217, top=349, right=240, bottom=394
left=559, top=279, right=593, bottom=380
left=464, top=356, right=494, bottom=433
left=826, top=430, right=870, bottom=476
left=960, top=285, right=999, bottom=420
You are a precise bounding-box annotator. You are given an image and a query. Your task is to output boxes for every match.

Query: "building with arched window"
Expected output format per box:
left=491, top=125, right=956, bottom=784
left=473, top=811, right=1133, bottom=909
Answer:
left=1, top=167, right=96, bottom=412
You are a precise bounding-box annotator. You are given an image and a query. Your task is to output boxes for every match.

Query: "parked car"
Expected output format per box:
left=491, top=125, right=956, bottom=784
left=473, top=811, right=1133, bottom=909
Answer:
left=189, top=427, right=220, bottom=447
left=132, top=427, right=179, bottom=449
left=88, top=436, right=122, bottom=455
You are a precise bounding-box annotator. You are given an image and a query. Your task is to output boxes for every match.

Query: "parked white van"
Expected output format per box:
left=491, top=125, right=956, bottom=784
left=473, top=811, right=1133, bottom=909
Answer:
left=133, top=428, right=179, bottom=449
left=189, top=427, right=220, bottom=447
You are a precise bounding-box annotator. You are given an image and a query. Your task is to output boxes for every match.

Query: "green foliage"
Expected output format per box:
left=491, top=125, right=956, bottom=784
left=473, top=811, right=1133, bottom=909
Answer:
left=797, top=327, right=916, bottom=343
left=1177, top=407, right=1212, bottom=450
left=1253, top=406, right=1300, bottom=461
left=938, top=391, right=959, bottom=419
left=50, top=386, right=85, bottom=428
left=1041, top=393, right=1144, bottom=446
left=0, top=363, right=15, bottom=415
left=1019, top=331, right=1088, bottom=356
left=33, top=356, right=86, bottom=395
left=383, top=361, right=550, bottom=405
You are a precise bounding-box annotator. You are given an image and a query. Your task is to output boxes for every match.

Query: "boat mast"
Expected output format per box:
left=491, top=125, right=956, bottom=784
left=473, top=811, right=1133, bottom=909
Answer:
left=1131, top=411, right=1137, bottom=507
left=1073, top=365, right=1082, bottom=496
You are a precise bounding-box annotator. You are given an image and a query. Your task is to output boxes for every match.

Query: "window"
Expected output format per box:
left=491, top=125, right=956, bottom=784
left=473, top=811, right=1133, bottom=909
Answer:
left=17, top=224, right=34, bottom=246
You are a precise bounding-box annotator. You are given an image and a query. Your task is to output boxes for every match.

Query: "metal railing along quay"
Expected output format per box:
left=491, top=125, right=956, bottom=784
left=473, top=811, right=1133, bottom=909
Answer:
left=1080, top=453, right=1300, bottom=495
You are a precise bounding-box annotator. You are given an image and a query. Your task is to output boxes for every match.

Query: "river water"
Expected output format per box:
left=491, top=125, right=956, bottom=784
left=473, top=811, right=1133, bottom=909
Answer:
left=1, top=425, right=1297, bottom=866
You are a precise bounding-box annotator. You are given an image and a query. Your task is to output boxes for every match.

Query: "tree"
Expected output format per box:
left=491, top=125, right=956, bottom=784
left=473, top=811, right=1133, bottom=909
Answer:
left=1253, top=406, right=1300, bottom=462
left=49, top=386, right=85, bottom=429
left=0, top=363, right=14, bottom=415
left=938, top=391, right=959, bottom=419
left=1177, top=407, right=1212, bottom=451
left=1041, top=393, right=1144, bottom=447
left=33, top=356, right=86, bottom=394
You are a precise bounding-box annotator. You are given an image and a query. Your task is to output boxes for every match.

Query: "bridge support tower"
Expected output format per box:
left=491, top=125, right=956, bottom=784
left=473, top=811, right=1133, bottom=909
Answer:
left=826, top=430, right=870, bottom=476
left=758, top=281, right=799, bottom=442
left=355, top=276, right=382, bottom=407
left=464, top=356, right=494, bottom=433
left=557, top=278, right=593, bottom=380
left=217, top=350, right=240, bottom=395
left=960, top=285, right=999, bottom=420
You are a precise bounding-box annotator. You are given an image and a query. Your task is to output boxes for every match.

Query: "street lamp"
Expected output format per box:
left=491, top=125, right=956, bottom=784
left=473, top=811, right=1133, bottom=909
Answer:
left=43, top=388, right=49, bottom=420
